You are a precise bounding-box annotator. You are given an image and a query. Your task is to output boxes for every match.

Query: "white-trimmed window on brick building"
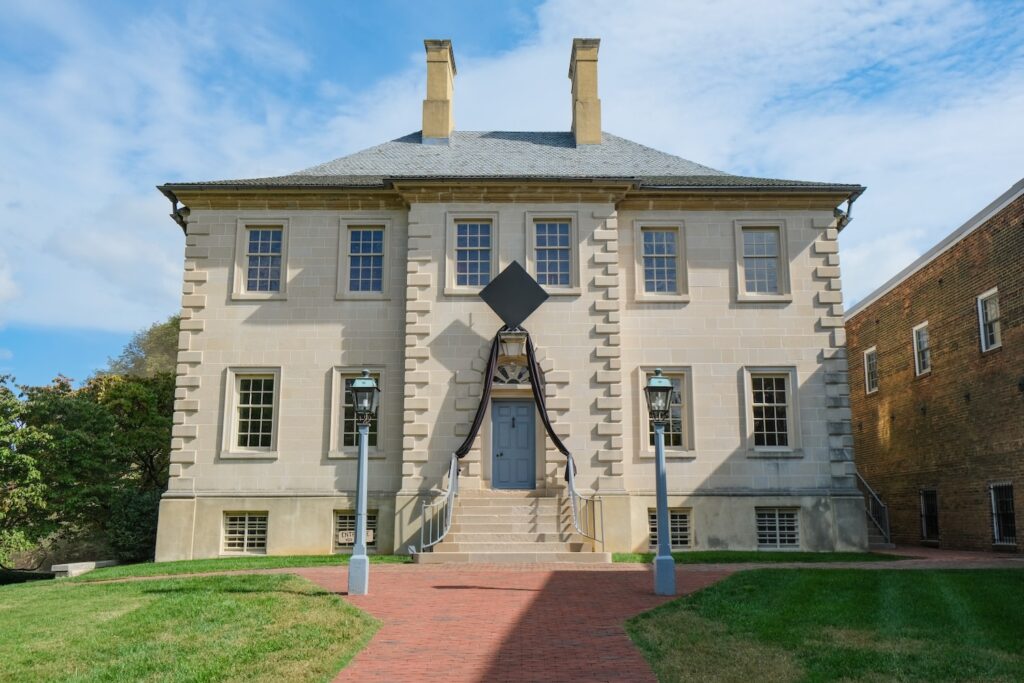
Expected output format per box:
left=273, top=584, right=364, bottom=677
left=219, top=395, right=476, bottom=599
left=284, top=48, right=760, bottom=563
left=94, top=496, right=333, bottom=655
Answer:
left=334, top=511, right=377, bottom=553
left=977, top=288, right=1002, bottom=352
left=235, top=375, right=276, bottom=449
left=920, top=489, right=939, bottom=541
left=756, top=508, right=799, bottom=549
left=648, top=508, right=691, bottom=549
left=913, top=322, right=931, bottom=375
left=990, top=483, right=1016, bottom=546
left=223, top=512, right=268, bottom=554
left=864, top=347, right=879, bottom=394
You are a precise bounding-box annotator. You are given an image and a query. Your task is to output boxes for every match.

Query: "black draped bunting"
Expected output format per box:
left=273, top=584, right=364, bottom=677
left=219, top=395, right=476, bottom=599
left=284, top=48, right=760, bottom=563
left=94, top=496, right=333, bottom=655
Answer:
left=452, top=326, right=575, bottom=478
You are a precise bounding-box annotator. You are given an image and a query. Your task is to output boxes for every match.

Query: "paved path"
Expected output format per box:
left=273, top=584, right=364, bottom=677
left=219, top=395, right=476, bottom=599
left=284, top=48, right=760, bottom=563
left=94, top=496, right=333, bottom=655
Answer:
left=294, top=564, right=732, bottom=683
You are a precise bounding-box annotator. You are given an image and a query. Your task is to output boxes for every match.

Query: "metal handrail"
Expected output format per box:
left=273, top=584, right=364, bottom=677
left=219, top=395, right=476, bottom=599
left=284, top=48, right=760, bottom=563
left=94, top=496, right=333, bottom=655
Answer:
left=418, top=453, right=460, bottom=552
left=565, top=455, right=603, bottom=545
left=856, top=471, right=891, bottom=544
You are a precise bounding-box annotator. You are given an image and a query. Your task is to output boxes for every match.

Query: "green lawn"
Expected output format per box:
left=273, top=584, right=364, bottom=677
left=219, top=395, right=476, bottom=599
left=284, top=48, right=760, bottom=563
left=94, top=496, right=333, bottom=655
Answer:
left=627, top=569, right=1024, bottom=682
left=613, top=550, right=904, bottom=564
left=76, top=553, right=411, bottom=582
left=0, top=573, right=377, bottom=682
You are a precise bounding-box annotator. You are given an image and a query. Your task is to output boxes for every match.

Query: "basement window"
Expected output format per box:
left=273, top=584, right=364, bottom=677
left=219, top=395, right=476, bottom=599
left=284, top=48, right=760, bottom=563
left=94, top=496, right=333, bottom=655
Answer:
left=756, top=508, right=799, bottom=548
left=920, top=490, right=939, bottom=541
left=990, top=483, right=1016, bottom=546
left=648, top=508, right=691, bottom=549
left=223, top=512, right=268, bottom=554
left=334, top=511, right=377, bottom=553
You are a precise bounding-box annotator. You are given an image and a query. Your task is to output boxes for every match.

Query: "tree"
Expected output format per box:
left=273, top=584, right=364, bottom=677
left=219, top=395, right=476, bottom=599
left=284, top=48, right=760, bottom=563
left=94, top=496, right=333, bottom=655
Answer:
left=107, top=315, right=180, bottom=377
left=0, top=375, right=49, bottom=566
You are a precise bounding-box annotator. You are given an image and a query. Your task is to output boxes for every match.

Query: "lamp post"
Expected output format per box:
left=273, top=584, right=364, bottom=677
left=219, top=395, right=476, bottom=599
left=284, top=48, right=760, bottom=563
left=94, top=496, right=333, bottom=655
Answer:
left=644, top=368, right=676, bottom=596
left=348, top=369, right=380, bottom=596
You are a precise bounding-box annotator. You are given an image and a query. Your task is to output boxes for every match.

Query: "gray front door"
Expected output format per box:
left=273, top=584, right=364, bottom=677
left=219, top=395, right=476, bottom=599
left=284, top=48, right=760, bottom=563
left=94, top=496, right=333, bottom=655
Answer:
left=492, top=400, right=536, bottom=489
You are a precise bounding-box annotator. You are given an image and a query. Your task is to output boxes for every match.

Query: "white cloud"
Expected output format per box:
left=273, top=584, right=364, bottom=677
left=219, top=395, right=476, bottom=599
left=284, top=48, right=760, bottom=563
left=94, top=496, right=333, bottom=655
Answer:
left=0, top=0, right=1021, bottom=330
left=0, top=348, right=12, bottom=361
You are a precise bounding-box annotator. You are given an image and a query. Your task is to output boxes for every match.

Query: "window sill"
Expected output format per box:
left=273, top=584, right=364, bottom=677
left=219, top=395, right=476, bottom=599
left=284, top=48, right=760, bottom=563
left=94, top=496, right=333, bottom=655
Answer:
left=443, top=286, right=486, bottom=297
left=327, top=450, right=388, bottom=460
left=635, top=293, right=690, bottom=304
left=335, top=293, right=391, bottom=302
left=639, top=450, right=696, bottom=460
left=220, top=450, right=279, bottom=460
left=914, top=369, right=932, bottom=379
left=736, top=293, right=793, bottom=304
left=865, top=388, right=878, bottom=396
left=747, top=449, right=803, bottom=459
left=231, top=292, right=287, bottom=302
left=220, top=551, right=267, bottom=557
left=981, top=344, right=1003, bottom=355
left=541, top=287, right=582, bottom=297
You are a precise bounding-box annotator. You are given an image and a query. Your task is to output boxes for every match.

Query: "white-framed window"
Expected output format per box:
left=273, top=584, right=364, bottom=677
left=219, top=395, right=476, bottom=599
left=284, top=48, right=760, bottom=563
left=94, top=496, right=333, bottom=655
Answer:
left=864, top=347, right=879, bottom=394
left=633, top=220, right=688, bottom=302
left=734, top=221, right=791, bottom=303
left=920, top=489, right=939, bottom=541
left=334, top=511, right=378, bottom=553
left=337, top=217, right=392, bottom=300
left=525, top=212, right=580, bottom=294
left=328, top=367, right=385, bottom=458
left=445, top=212, right=499, bottom=294
left=756, top=508, right=799, bottom=548
left=232, top=219, right=289, bottom=300
left=223, top=512, right=268, bottom=554
left=913, top=322, right=931, bottom=375
left=648, top=508, right=691, bottom=549
left=637, top=366, right=695, bottom=455
left=977, top=288, right=1001, bottom=352
left=743, top=368, right=800, bottom=454
left=221, top=367, right=281, bottom=459
left=990, top=483, right=1016, bottom=546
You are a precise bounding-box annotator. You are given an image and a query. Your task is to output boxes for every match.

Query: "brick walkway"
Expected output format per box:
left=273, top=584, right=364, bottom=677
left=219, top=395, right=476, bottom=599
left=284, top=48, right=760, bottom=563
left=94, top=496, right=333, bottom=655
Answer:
left=293, top=564, right=732, bottom=683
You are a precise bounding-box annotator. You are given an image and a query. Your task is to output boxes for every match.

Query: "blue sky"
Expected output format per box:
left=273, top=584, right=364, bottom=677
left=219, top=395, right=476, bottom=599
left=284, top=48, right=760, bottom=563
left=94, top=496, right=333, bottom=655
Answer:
left=1, top=0, right=1022, bottom=386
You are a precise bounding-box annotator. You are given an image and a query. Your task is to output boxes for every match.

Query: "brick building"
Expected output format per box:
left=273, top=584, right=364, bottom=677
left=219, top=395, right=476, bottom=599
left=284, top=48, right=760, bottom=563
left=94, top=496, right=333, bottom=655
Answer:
left=846, top=179, right=1024, bottom=551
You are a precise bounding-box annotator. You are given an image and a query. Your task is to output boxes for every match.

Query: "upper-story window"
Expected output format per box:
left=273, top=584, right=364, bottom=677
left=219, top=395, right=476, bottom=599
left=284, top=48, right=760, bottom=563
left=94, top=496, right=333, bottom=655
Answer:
left=534, top=221, right=571, bottom=287
left=913, top=322, right=931, bottom=375
left=734, top=221, right=791, bottom=303
left=347, top=227, right=384, bottom=292
left=977, top=288, right=1001, bottom=352
left=864, top=347, right=879, bottom=394
left=233, top=220, right=288, bottom=300
left=632, top=220, right=687, bottom=302
left=455, top=221, right=492, bottom=287
left=246, top=228, right=283, bottom=292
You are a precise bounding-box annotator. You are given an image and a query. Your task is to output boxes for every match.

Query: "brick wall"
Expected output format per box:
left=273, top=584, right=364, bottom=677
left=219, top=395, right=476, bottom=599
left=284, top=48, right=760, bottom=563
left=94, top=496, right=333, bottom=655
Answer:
left=847, top=192, right=1024, bottom=551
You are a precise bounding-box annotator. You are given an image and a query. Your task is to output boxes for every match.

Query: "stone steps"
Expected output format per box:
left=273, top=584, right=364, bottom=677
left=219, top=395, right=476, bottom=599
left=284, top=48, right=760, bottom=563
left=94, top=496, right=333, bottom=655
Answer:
left=448, top=522, right=565, bottom=534
left=434, top=541, right=589, bottom=553
left=443, top=532, right=580, bottom=543
left=417, top=551, right=613, bottom=564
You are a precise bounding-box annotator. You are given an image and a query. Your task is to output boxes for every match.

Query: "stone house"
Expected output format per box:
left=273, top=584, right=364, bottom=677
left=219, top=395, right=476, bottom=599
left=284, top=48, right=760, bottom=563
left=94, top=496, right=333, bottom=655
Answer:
left=154, top=38, right=868, bottom=562
left=847, top=179, right=1023, bottom=551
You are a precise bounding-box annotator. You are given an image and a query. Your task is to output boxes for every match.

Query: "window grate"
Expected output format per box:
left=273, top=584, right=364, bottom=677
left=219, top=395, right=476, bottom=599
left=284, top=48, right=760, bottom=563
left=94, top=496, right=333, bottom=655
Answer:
left=535, top=221, right=571, bottom=287
left=751, top=375, right=789, bottom=447
left=245, top=227, right=283, bottom=292
left=756, top=508, right=799, bottom=548
left=920, top=490, right=939, bottom=541
left=979, top=291, right=1001, bottom=351
left=864, top=348, right=879, bottom=393
left=236, top=375, right=275, bottom=448
left=641, top=228, right=678, bottom=293
left=647, top=372, right=684, bottom=448
left=742, top=228, right=780, bottom=294
left=341, top=372, right=380, bottom=448
left=348, top=227, right=384, bottom=292
left=224, top=512, right=268, bottom=553
left=334, top=511, right=377, bottom=552
left=648, top=509, right=690, bottom=549
left=454, top=222, right=491, bottom=287
left=991, top=483, right=1016, bottom=545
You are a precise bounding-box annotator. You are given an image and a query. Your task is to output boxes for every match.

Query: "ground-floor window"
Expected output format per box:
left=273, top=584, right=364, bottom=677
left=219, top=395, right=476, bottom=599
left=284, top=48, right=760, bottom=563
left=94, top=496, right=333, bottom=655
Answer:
left=223, top=512, right=268, bottom=554
left=990, top=483, right=1016, bottom=545
left=920, top=490, right=939, bottom=541
left=334, top=511, right=377, bottom=552
left=648, top=508, right=690, bottom=549
left=756, top=508, right=799, bottom=548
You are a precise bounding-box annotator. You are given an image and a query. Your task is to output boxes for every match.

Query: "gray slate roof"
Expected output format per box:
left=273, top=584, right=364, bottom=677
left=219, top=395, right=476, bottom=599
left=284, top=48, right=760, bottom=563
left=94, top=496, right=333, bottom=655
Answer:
left=161, top=131, right=862, bottom=195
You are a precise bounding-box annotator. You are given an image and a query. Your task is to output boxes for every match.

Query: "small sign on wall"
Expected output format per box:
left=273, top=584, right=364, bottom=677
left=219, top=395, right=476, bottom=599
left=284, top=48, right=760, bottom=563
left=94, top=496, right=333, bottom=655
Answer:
left=337, top=530, right=374, bottom=545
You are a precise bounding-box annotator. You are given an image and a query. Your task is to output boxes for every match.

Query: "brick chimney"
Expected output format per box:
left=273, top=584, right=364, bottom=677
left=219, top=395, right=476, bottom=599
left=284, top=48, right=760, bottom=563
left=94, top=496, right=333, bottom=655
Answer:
left=422, top=39, right=456, bottom=144
left=569, top=38, right=601, bottom=145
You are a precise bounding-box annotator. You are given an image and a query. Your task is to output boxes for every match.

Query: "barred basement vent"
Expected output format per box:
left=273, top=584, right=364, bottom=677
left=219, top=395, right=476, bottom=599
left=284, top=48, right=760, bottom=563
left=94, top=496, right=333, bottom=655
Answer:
left=334, top=511, right=378, bottom=552
left=756, top=508, right=799, bottom=548
left=223, top=512, right=268, bottom=554
left=648, top=508, right=691, bottom=549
